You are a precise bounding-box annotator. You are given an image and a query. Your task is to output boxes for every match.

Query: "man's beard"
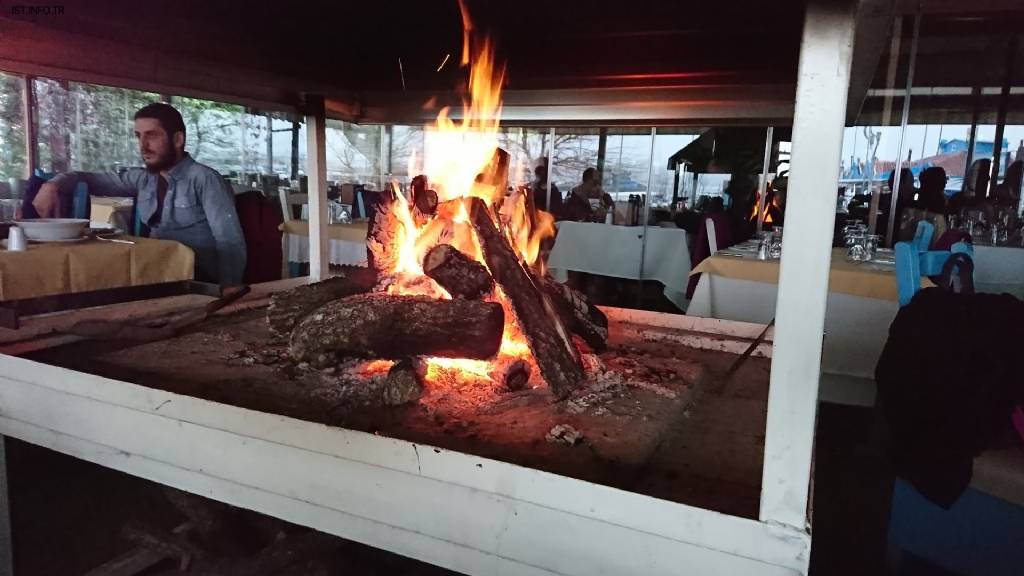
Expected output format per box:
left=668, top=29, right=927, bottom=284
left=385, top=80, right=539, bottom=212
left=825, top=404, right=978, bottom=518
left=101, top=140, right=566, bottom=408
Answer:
left=143, top=148, right=177, bottom=173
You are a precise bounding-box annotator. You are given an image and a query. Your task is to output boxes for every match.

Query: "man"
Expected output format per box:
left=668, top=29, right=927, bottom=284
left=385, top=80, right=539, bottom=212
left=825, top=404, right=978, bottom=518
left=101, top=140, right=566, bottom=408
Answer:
left=563, top=167, right=613, bottom=222
left=530, top=163, right=561, bottom=217
left=34, top=103, right=246, bottom=285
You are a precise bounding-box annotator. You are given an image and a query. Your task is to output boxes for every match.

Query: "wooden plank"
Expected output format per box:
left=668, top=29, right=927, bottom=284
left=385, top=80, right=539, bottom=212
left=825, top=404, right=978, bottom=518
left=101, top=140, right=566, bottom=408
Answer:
left=0, top=351, right=809, bottom=576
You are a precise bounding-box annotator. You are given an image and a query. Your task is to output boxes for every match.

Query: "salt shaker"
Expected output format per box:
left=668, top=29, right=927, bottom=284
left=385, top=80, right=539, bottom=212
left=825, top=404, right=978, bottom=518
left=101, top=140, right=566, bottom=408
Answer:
left=7, top=225, right=26, bottom=251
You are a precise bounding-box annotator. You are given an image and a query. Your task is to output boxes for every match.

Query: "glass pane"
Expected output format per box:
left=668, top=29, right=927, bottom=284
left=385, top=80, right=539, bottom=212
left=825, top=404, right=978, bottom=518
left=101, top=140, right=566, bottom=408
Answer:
left=171, top=96, right=245, bottom=177
left=0, top=71, right=26, bottom=183
left=551, top=128, right=600, bottom=199
left=326, top=119, right=381, bottom=188
left=33, top=77, right=71, bottom=174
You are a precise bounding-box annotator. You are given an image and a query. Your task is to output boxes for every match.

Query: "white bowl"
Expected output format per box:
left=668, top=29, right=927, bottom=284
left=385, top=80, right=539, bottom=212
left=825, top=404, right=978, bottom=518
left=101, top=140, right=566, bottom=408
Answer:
left=15, top=218, right=90, bottom=241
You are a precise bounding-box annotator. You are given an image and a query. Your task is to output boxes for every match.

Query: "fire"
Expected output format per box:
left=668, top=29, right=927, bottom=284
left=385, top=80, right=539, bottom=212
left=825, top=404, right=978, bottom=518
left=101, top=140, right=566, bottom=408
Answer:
left=373, top=3, right=555, bottom=390
left=750, top=191, right=779, bottom=225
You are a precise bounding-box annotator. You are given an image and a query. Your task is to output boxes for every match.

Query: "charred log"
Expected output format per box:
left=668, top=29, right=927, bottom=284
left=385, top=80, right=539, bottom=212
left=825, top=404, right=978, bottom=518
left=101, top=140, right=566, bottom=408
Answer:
left=289, top=293, right=504, bottom=368
left=266, top=271, right=375, bottom=336
left=467, top=197, right=584, bottom=398
left=423, top=244, right=494, bottom=299
left=366, top=188, right=400, bottom=277
left=537, top=275, right=609, bottom=352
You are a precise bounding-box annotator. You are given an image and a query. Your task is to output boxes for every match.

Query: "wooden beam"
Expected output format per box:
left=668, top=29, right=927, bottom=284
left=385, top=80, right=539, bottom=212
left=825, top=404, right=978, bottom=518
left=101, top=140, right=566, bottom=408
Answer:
left=760, top=0, right=856, bottom=533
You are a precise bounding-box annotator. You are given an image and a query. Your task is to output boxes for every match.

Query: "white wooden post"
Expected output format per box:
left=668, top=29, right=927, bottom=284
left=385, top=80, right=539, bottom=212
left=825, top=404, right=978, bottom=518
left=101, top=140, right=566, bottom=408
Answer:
left=760, top=0, right=856, bottom=530
left=305, top=95, right=329, bottom=281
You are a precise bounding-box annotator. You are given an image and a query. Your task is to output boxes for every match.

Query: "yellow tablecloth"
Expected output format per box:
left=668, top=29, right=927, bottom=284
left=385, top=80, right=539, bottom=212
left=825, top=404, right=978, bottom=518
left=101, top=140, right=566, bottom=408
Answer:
left=278, top=220, right=368, bottom=243
left=691, top=247, right=929, bottom=302
left=0, top=237, right=194, bottom=301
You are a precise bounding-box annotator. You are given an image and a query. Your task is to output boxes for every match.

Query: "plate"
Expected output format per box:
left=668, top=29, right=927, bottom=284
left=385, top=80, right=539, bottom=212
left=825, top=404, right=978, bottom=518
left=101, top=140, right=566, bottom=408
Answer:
left=29, top=236, right=90, bottom=244
left=14, top=218, right=90, bottom=241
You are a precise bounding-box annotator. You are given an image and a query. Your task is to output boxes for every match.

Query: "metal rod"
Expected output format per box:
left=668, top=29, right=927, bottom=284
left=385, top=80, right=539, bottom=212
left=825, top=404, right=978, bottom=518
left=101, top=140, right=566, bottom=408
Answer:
left=988, top=35, right=1017, bottom=197
left=963, top=85, right=982, bottom=195
left=545, top=127, right=555, bottom=212
left=756, top=126, right=774, bottom=234
left=885, top=12, right=921, bottom=247
left=637, top=127, right=656, bottom=306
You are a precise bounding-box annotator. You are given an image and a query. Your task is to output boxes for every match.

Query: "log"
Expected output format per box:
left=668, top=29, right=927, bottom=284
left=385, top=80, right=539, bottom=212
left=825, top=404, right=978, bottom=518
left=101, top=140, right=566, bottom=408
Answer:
left=467, top=197, right=584, bottom=398
left=411, top=174, right=439, bottom=216
left=423, top=244, right=494, bottom=299
left=537, top=275, right=609, bottom=352
left=366, top=188, right=400, bottom=277
left=266, top=270, right=375, bottom=336
left=289, top=293, right=504, bottom=367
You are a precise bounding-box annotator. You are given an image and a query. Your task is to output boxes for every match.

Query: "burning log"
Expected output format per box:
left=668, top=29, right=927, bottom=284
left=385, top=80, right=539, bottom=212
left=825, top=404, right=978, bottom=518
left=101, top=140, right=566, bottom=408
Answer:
left=537, top=275, right=609, bottom=352
left=467, top=197, right=584, bottom=398
left=424, top=244, right=494, bottom=299
left=266, top=269, right=376, bottom=336
left=411, top=174, right=439, bottom=219
left=366, top=188, right=400, bottom=278
left=289, top=293, right=504, bottom=368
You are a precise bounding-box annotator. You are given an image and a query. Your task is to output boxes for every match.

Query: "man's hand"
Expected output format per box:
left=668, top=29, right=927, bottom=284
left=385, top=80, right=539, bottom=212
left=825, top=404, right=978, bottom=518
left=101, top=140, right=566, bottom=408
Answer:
left=32, top=181, right=60, bottom=217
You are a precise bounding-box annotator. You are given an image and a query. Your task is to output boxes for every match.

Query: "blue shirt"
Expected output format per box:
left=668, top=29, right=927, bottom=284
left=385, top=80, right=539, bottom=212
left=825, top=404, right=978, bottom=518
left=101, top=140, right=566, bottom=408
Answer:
left=53, top=154, right=247, bottom=285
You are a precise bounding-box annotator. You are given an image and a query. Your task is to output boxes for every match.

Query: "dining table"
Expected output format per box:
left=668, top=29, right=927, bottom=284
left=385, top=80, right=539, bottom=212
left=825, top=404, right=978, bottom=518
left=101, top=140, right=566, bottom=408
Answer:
left=546, top=221, right=692, bottom=309
left=0, top=236, right=194, bottom=301
left=687, top=243, right=930, bottom=405
left=279, top=220, right=369, bottom=270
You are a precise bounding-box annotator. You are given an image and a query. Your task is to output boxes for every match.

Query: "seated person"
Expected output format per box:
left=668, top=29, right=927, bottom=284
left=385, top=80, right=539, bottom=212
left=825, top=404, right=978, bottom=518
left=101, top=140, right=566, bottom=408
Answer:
left=530, top=163, right=562, bottom=217
left=563, top=167, right=613, bottom=222
left=33, top=103, right=246, bottom=285
left=898, top=166, right=947, bottom=245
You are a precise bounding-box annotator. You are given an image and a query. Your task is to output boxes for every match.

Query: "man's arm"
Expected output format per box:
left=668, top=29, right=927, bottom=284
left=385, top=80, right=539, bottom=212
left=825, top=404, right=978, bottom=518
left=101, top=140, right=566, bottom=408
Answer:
left=33, top=171, right=140, bottom=217
left=199, top=171, right=247, bottom=285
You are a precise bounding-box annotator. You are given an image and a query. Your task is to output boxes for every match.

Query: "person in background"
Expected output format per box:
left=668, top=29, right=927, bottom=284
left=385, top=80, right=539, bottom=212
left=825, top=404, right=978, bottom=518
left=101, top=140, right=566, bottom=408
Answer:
left=531, top=163, right=562, bottom=217
left=898, top=166, right=946, bottom=244
left=33, top=103, right=247, bottom=285
left=563, top=167, right=613, bottom=222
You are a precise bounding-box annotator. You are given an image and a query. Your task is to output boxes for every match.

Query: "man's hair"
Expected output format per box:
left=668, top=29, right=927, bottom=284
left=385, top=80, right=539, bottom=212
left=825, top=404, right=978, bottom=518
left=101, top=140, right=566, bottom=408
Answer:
left=134, top=103, right=186, bottom=139
left=582, top=167, right=597, bottom=183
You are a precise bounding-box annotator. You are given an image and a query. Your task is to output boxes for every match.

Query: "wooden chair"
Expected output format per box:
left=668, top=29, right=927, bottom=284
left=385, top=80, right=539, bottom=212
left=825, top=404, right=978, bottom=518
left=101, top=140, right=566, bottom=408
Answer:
left=278, top=189, right=309, bottom=277
left=278, top=189, right=308, bottom=223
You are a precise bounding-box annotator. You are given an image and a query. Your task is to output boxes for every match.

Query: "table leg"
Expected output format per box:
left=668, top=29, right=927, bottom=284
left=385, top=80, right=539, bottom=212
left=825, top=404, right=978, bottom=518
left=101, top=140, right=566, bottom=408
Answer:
left=0, top=436, right=12, bottom=576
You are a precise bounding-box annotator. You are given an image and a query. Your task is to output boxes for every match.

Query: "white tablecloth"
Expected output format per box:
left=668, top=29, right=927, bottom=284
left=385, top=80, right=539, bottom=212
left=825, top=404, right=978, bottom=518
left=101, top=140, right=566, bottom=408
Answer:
left=687, top=253, right=904, bottom=406
left=973, top=245, right=1024, bottom=299
left=547, top=221, right=691, bottom=309
left=286, top=235, right=367, bottom=267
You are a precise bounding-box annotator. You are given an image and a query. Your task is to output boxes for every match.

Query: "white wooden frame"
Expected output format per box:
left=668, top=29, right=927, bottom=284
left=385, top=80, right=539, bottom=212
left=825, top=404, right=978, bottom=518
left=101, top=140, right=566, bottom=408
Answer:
left=305, top=96, right=330, bottom=281
left=0, top=2, right=857, bottom=574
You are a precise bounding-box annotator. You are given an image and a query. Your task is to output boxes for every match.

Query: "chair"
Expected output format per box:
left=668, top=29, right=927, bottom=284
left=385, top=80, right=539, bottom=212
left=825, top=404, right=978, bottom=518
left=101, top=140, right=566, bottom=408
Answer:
left=894, top=221, right=974, bottom=307
left=20, top=170, right=90, bottom=219
left=705, top=217, right=719, bottom=254
left=278, top=189, right=308, bottom=223
left=279, top=189, right=309, bottom=277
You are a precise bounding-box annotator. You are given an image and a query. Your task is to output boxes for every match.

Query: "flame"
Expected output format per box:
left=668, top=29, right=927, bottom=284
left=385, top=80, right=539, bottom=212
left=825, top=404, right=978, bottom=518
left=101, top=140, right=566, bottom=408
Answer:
left=371, top=5, right=558, bottom=392
left=750, top=191, right=779, bottom=225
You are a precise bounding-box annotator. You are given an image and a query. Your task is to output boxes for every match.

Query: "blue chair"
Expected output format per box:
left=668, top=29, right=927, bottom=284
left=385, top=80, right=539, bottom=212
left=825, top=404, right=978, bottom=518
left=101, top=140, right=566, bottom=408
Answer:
left=21, top=170, right=90, bottom=219
left=889, top=228, right=1024, bottom=575
left=895, top=221, right=974, bottom=307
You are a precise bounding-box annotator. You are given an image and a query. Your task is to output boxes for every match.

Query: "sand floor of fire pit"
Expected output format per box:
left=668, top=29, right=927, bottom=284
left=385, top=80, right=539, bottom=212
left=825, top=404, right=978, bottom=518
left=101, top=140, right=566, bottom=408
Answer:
left=24, top=305, right=769, bottom=519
